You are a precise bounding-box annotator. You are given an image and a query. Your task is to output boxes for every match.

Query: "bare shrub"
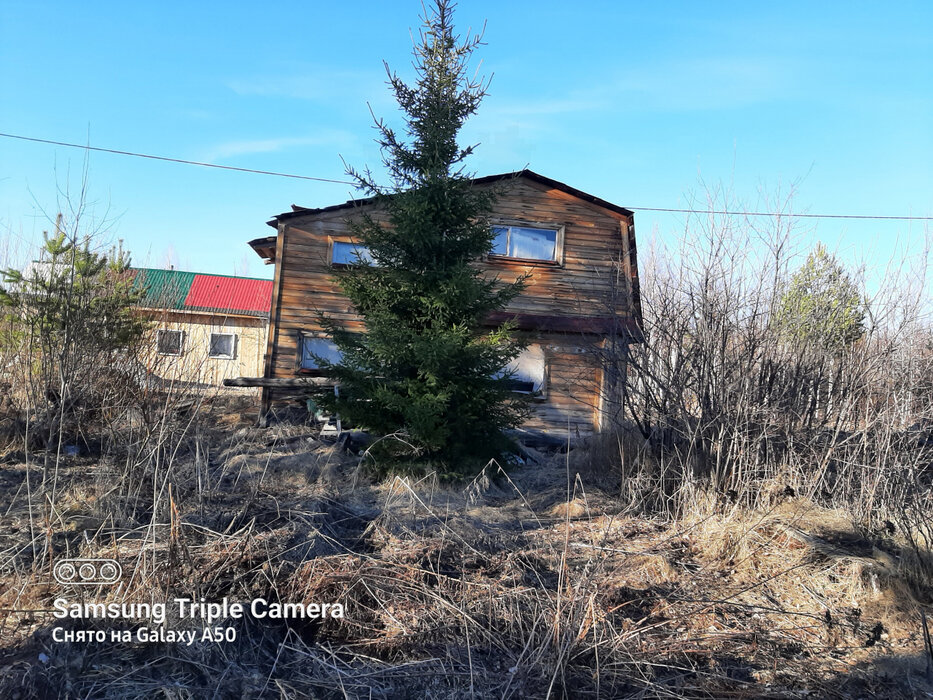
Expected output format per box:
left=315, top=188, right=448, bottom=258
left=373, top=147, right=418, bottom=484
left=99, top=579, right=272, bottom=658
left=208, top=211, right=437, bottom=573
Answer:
left=0, top=176, right=238, bottom=577
left=591, top=184, right=933, bottom=592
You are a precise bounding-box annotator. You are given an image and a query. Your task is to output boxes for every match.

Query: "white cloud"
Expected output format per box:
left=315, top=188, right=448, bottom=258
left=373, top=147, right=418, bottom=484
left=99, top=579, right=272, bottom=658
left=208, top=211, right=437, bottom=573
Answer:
left=201, top=132, right=356, bottom=163
left=610, top=56, right=801, bottom=111
left=486, top=95, right=607, bottom=118
left=227, top=67, right=390, bottom=107
left=486, top=55, right=799, bottom=124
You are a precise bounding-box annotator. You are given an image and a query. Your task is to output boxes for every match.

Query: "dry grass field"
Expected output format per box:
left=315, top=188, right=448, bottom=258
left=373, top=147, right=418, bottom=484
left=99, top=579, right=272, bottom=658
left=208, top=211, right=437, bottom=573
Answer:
left=1, top=399, right=931, bottom=699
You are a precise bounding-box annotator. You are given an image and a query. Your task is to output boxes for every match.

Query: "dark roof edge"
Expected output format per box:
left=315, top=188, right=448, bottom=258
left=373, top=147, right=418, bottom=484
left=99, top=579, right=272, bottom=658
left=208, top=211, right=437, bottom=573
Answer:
left=480, top=170, right=635, bottom=219
left=266, top=169, right=634, bottom=227
left=136, top=304, right=270, bottom=319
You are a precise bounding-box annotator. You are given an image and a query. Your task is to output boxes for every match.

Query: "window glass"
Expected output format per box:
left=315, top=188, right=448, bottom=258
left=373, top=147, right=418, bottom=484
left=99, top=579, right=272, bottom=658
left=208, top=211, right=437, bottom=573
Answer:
left=332, top=241, right=374, bottom=265
left=489, top=225, right=558, bottom=261
left=209, top=333, right=236, bottom=358
left=509, top=227, right=557, bottom=261
left=301, top=337, right=343, bottom=370
left=492, top=226, right=509, bottom=256
left=156, top=330, right=183, bottom=355
left=498, top=345, right=546, bottom=394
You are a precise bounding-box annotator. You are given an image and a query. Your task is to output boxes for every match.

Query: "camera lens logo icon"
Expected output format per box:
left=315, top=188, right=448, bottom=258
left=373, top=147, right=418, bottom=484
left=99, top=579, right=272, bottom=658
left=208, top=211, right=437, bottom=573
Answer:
left=54, top=559, right=122, bottom=585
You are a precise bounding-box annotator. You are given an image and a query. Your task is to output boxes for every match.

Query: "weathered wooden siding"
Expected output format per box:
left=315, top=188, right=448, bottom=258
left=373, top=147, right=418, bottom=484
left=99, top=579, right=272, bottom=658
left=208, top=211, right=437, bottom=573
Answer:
left=520, top=334, right=603, bottom=436
left=261, top=176, right=636, bottom=433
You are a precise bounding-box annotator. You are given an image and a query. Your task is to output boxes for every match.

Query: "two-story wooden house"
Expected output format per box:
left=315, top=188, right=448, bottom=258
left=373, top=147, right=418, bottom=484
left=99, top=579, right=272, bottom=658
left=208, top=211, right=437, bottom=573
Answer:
left=235, top=170, right=642, bottom=439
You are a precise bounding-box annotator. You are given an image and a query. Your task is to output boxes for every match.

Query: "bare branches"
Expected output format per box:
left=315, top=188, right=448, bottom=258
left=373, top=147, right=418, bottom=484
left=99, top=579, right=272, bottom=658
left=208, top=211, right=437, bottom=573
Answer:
left=591, top=184, right=933, bottom=560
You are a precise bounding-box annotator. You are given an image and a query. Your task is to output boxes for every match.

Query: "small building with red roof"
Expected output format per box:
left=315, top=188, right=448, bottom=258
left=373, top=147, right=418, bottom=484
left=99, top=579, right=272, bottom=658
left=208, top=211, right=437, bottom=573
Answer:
left=130, top=268, right=273, bottom=387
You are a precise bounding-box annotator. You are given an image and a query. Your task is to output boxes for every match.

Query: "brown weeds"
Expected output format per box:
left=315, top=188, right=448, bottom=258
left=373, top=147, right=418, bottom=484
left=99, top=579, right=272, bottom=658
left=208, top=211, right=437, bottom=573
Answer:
left=2, top=420, right=931, bottom=698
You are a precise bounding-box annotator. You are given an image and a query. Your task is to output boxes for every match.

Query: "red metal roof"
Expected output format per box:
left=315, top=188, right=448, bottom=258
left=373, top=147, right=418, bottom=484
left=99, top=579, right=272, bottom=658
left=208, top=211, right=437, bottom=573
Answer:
left=184, top=274, right=273, bottom=315
left=131, top=268, right=273, bottom=317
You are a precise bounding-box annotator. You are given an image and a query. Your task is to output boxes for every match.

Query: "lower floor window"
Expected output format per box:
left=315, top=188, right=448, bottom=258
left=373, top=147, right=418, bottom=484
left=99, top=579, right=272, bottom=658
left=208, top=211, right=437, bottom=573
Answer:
left=209, top=332, right=237, bottom=359
left=499, top=344, right=546, bottom=395
left=156, top=329, right=184, bottom=356
left=300, top=334, right=343, bottom=372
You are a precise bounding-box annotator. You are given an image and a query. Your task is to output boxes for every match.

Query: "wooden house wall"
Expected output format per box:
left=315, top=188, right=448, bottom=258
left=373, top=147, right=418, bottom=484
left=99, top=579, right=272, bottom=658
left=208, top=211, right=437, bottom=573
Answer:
left=261, top=177, right=635, bottom=433
left=261, top=333, right=603, bottom=436
left=521, top=332, right=603, bottom=435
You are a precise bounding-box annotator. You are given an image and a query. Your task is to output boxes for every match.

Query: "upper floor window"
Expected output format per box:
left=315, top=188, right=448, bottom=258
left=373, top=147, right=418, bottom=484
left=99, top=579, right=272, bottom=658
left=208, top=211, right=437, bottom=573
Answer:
left=208, top=332, right=237, bottom=359
left=491, top=224, right=561, bottom=263
left=331, top=241, right=374, bottom=266
left=156, top=329, right=184, bottom=356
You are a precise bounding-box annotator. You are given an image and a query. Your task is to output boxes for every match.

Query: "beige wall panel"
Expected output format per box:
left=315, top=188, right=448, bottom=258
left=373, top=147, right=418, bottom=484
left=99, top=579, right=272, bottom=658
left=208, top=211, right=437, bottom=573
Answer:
left=140, top=310, right=268, bottom=391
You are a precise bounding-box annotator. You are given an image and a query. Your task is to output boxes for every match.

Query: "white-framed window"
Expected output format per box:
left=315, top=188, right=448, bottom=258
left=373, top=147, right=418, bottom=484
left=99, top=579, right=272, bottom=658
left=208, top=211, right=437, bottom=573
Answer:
left=299, top=333, right=343, bottom=372
left=156, top=329, right=184, bottom=356
left=498, top=344, right=547, bottom=395
left=490, top=224, right=562, bottom=263
left=331, top=240, right=374, bottom=266
left=208, top=332, right=237, bottom=359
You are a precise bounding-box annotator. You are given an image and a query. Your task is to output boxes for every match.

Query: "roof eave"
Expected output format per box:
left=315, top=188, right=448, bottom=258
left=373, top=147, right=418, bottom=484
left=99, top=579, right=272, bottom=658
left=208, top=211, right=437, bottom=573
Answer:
left=267, top=169, right=634, bottom=224
left=249, top=235, right=278, bottom=263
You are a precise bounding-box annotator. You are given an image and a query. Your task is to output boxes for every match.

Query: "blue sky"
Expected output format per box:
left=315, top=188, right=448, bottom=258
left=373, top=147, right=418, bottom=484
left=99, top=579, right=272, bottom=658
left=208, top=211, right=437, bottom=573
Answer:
left=1, top=1, right=930, bottom=281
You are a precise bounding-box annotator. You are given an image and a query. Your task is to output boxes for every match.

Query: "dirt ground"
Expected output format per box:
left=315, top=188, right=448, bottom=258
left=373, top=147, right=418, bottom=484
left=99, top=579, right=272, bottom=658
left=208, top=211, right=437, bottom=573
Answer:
left=1, top=407, right=932, bottom=698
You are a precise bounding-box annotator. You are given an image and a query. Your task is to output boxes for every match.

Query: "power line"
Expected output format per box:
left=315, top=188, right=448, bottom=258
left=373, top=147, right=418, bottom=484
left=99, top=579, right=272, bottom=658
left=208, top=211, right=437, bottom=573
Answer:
left=2, top=130, right=931, bottom=222
left=0, top=132, right=356, bottom=185
left=630, top=206, right=931, bottom=221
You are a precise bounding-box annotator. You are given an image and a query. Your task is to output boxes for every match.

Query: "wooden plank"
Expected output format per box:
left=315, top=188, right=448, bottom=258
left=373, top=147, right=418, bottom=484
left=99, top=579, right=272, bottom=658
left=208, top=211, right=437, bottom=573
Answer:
left=226, top=376, right=332, bottom=388
left=487, top=312, right=638, bottom=335
left=259, top=223, right=287, bottom=420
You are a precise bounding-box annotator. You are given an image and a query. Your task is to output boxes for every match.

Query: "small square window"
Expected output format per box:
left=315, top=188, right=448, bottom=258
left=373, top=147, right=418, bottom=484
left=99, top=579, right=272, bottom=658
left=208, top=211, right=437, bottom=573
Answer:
left=156, top=330, right=184, bottom=356
left=497, top=345, right=546, bottom=395
left=300, top=334, right=343, bottom=372
left=331, top=241, right=374, bottom=266
left=490, top=225, right=560, bottom=262
left=209, top=332, right=237, bottom=359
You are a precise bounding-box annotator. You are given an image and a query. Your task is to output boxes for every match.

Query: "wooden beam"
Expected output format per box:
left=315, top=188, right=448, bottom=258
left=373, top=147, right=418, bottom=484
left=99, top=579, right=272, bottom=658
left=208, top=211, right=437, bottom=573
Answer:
left=248, top=235, right=277, bottom=262
left=224, top=376, right=332, bottom=388
left=485, top=311, right=641, bottom=337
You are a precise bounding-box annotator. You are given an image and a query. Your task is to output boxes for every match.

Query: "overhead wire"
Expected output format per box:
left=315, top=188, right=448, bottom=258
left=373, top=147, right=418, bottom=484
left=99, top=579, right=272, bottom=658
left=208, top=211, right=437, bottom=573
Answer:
left=0, top=132, right=355, bottom=185
left=626, top=206, right=931, bottom=221
left=2, top=131, right=931, bottom=222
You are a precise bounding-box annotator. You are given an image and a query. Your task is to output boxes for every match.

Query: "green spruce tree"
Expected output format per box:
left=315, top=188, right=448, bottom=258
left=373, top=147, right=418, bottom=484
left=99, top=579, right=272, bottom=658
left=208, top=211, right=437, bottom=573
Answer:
left=772, top=243, right=865, bottom=350
left=0, top=215, right=147, bottom=467
left=313, top=0, right=529, bottom=471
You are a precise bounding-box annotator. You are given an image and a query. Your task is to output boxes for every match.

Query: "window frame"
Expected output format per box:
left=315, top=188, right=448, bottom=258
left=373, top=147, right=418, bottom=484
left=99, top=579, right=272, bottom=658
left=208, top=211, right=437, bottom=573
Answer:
left=487, top=219, right=565, bottom=266
left=296, top=331, right=343, bottom=375
left=329, top=238, right=375, bottom=267
left=208, top=332, right=237, bottom=360
left=156, top=329, right=185, bottom=356
left=498, top=344, right=548, bottom=399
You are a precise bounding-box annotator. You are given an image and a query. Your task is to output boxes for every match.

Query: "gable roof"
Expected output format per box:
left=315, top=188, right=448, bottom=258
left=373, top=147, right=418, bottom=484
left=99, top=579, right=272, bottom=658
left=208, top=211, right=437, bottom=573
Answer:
left=131, top=268, right=273, bottom=318
left=265, top=169, right=634, bottom=228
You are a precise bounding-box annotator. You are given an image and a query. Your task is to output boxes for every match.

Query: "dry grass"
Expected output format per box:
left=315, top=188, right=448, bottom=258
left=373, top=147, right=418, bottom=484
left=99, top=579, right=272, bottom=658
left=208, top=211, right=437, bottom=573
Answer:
left=1, top=409, right=932, bottom=699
